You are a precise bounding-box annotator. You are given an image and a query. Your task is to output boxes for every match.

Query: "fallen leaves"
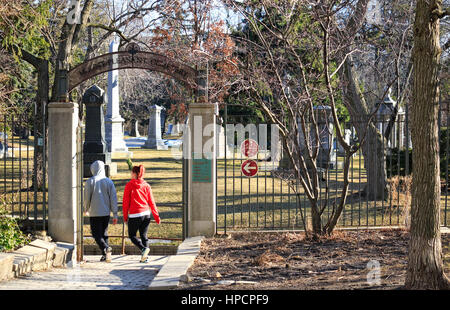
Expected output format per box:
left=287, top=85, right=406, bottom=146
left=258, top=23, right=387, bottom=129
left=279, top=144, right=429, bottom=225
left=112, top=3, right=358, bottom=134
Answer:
left=254, top=250, right=286, bottom=267
left=180, top=230, right=449, bottom=289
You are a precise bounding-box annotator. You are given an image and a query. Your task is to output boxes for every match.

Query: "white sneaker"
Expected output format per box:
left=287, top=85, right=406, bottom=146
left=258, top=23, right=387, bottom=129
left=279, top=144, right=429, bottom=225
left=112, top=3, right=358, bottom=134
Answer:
left=140, top=247, right=150, bottom=263
left=105, top=247, right=112, bottom=263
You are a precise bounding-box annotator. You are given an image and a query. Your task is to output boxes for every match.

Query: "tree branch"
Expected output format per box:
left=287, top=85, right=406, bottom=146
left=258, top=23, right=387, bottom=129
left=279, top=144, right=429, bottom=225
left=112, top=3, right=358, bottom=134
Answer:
left=87, top=23, right=131, bottom=43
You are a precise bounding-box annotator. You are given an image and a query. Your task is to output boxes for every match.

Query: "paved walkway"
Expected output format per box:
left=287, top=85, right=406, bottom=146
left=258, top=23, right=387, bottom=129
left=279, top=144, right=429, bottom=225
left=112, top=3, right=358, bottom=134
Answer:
left=0, top=255, right=169, bottom=290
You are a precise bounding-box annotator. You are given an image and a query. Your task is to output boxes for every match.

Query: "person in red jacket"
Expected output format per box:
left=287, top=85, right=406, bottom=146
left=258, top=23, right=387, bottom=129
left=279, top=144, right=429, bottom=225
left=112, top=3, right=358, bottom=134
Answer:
left=123, top=165, right=160, bottom=263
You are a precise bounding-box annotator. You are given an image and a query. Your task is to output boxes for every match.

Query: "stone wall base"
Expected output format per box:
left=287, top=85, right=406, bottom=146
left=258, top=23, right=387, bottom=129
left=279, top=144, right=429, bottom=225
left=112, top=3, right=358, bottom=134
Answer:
left=0, top=239, right=71, bottom=282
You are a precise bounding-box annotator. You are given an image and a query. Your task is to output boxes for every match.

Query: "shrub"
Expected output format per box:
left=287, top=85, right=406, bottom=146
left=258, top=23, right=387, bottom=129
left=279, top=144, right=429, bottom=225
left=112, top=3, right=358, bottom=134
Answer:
left=126, top=158, right=133, bottom=171
left=387, top=175, right=412, bottom=228
left=0, top=198, right=28, bottom=252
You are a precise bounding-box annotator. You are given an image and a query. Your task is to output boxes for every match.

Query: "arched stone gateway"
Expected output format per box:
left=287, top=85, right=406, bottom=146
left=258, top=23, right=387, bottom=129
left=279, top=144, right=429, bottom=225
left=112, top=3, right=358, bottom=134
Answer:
left=67, top=48, right=198, bottom=93
left=47, top=45, right=216, bottom=258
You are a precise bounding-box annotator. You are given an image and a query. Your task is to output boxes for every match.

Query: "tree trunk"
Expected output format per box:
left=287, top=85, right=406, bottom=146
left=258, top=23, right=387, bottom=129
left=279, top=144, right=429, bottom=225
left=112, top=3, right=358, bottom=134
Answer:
left=311, top=201, right=322, bottom=236
left=33, top=59, right=49, bottom=190
left=405, top=0, right=450, bottom=290
left=343, top=58, right=389, bottom=200
left=358, top=122, right=388, bottom=200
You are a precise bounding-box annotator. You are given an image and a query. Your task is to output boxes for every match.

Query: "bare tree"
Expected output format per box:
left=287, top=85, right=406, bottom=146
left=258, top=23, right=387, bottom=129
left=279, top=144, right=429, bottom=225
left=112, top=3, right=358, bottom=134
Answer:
left=119, top=69, right=170, bottom=127
left=144, top=0, right=239, bottom=103
left=227, top=0, right=383, bottom=236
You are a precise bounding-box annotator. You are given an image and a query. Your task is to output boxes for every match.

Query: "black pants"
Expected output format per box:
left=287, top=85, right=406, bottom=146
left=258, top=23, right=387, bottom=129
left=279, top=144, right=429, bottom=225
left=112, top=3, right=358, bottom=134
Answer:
left=128, top=215, right=151, bottom=251
left=89, top=216, right=110, bottom=254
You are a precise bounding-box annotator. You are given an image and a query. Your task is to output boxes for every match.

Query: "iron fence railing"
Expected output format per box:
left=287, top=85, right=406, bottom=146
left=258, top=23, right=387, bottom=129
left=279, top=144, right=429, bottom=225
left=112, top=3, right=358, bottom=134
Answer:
left=0, top=107, right=48, bottom=232
left=217, top=104, right=450, bottom=232
left=0, top=102, right=448, bottom=238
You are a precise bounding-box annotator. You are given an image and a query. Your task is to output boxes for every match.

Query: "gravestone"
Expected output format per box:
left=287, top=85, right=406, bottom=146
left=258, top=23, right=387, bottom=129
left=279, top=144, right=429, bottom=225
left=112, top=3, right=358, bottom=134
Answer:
left=82, top=85, right=113, bottom=177
left=0, top=141, right=6, bottom=159
left=130, top=119, right=140, bottom=137
left=167, top=123, right=173, bottom=135
left=315, top=106, right=336, bottom=168
left=14, top=126, right=29, bottom=139
left=376, top=89, right=405, bottom=149
left=105, top=37, right=128, bottom=153
left=0, top=132, right=8, bottom=159
left=337, top=129, right=352, bottom=155
left=171, top=123, right=181, bottom=136
left=144, top=105, right=168, bottom=150
left=160, top=107, right=167, bottom=136
left=298, top=106, right=336, bottom=169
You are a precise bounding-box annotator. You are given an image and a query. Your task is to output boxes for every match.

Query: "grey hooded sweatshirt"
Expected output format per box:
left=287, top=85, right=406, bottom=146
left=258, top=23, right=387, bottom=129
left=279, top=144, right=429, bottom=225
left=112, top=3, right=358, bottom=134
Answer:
left=84, top=161, right=118, bottom=218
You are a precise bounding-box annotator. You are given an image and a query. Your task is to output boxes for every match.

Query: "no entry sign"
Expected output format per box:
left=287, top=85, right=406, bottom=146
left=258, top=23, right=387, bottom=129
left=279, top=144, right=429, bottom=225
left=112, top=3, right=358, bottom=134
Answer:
left=241, top=139, right=259, bottom=158
left=241, top=159, right=258, bottom=177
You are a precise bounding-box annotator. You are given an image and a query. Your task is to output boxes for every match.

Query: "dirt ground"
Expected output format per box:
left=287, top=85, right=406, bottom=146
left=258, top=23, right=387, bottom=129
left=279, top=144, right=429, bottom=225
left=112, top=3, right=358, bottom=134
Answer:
left=178, top=229, right=450, bottom=290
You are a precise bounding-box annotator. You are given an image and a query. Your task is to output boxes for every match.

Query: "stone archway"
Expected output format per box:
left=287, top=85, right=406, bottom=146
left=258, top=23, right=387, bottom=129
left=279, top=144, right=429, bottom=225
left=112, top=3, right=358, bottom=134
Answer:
left=47, top=45, right=216, bottom=255
left=67, top=44, right=199, bottom=93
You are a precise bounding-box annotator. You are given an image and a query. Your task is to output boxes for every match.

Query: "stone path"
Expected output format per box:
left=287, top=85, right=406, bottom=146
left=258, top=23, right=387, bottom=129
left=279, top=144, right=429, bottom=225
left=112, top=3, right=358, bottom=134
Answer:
left=0, top=255, right=169, bottom=290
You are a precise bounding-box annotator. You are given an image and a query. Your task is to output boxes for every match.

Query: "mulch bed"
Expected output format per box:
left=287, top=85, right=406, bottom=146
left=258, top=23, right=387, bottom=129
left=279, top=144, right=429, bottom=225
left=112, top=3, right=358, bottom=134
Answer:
left=177, top=229, right=450, bottom=290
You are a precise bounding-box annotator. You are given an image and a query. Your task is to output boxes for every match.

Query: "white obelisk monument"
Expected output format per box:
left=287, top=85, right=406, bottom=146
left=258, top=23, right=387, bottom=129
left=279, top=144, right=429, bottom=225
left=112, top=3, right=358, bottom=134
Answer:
left=105, top=36, right=128, bottom=153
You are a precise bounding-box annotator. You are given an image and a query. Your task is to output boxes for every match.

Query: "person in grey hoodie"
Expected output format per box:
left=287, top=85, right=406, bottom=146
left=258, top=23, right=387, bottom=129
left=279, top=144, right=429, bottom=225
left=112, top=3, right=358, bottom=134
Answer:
left=84, top=160, right=118, bottom=262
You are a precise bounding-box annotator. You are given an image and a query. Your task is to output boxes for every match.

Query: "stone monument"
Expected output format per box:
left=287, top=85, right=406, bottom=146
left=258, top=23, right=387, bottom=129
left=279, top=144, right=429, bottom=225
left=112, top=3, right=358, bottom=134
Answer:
left=298, top=106, right=336, bottom=169
left=337, top=129, right=352, bottom=155
left=130, top=119, right=140, bottom=137
left=376, top=90, right=405, bottom=149
left=160, top=107, right=167, bottom=137
left=166, top=123, right=173, bottom=135
left=144, top=105, right=168, bottom=150
left=82, top=85, right=115, bottom=177
left=171, top=123, right=181, bottom=136
left=0, top=132, right=10, bottom=159
left=105, top=37, right=128, bottom=153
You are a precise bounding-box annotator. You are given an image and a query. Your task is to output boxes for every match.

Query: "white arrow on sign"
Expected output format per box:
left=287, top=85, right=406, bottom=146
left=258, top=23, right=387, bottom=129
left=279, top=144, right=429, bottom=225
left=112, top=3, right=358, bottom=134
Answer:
left=243, top=162, right=257, bottom=174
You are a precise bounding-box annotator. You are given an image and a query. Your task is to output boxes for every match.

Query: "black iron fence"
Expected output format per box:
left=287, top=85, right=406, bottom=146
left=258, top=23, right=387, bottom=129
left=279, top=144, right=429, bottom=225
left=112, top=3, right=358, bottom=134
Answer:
left=0, top=102, right=448, bottom=237
left=0, top=106, right=48, bottom=232
left=217, top=104, right=450, bottom=232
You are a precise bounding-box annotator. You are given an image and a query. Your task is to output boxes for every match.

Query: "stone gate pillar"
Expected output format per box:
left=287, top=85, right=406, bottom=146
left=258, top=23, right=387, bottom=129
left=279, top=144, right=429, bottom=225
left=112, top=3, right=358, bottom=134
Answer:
left=47, top=102, right=79, bottom=245
left=186, top=103, right=217, bottom=237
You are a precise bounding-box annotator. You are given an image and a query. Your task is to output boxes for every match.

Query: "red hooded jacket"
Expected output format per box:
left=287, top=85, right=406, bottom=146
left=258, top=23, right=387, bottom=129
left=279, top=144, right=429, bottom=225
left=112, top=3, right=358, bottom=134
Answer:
left=122, top=166, right=160, bottom=224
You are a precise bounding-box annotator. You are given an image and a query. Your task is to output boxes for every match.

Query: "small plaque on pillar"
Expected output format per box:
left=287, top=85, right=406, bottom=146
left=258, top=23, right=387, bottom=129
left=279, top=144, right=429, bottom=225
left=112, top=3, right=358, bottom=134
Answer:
left=192, top=153, right=212, bottom=183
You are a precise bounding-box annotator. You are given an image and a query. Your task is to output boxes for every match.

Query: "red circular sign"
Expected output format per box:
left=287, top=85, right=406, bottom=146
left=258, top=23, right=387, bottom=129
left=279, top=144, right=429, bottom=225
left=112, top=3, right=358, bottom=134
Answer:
left=241, top=159, right=258, bottom=177
left=241, top=139, right=259, bottom=158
